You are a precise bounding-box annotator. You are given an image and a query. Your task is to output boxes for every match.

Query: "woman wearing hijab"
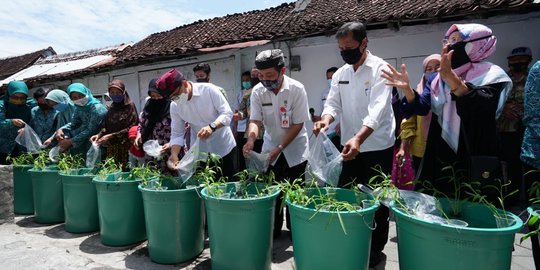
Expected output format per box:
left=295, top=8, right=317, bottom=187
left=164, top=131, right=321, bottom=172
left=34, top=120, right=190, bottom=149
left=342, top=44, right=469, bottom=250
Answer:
left=42, top=89, right=76, bottom=147
left=383, top=23, right=512, bottom=196
left=134, top=78, right=174, bottom=174
left=395, top=54, right=441, bottom=172
left=0, top=81, right=37, bottom=164
left=29, top=88, right=57, bottom=145
left=90, top=79, right=138, bottom=170
left=55, top=83, right=107, bottom=156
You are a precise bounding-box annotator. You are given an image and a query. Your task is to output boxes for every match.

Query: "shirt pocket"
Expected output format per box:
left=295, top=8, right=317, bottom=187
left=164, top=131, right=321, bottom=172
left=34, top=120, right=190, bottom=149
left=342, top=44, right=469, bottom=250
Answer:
left=262, top=106, right=275, bottom=127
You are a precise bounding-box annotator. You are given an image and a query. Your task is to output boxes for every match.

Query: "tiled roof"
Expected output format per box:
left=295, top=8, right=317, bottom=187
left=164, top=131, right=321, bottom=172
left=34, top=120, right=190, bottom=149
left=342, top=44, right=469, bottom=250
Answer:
left=0, top=47, right=56, bottom=79
left=117, top=0, right=539, bottom=65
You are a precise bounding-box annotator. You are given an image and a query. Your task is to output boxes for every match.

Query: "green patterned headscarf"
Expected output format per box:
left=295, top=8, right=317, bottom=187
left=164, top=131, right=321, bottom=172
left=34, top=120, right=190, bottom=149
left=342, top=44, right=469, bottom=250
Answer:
left=46, top=89, right=76, bottom=128
left=67, top=83, right=101, bottom=107
left=4, top=81, right=33, bottom=123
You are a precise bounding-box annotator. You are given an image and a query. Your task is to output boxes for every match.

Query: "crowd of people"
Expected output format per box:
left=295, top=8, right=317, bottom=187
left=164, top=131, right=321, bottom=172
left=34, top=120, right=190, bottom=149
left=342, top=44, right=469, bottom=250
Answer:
left=0, top=21, right=538, bottom=267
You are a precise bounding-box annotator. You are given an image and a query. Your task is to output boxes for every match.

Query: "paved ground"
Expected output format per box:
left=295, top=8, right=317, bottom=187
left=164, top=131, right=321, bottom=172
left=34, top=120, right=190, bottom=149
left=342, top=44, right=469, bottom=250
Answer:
left=0, top=213, right=536, bottom=270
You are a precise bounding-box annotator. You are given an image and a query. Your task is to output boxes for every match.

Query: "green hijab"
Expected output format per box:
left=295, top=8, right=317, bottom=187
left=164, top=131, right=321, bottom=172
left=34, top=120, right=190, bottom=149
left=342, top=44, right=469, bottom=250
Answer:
left=46, top=89, right=76, bottom=128
left=4, top=81, right=34, bottom=123
left=67, top=83, right=101, bottom=108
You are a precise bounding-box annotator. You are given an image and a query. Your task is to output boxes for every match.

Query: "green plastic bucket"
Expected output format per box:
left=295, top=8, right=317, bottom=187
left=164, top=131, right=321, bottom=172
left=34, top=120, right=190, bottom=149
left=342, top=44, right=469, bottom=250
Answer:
left=29, top=166, right=64, bottom=224
left=390, top=199, right=523, bottom=270
left=286, top=188, right=379, bottom=270
left=12, top=165, right=34, bottom=214
left=139, top=178, right=204, bottom=264
left=93, top=172, right=146, bottom=246
left=61, top=168, right=99, bottom=233
left=527, top=205, right=540, bottom=270
left=201, top=182, right=280, bottom=270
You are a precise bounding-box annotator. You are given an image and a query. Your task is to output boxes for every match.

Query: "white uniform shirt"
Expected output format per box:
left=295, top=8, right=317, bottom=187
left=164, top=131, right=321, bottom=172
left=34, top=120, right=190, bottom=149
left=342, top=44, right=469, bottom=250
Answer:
left=322, top=51, right=395, bottom=152
left=250, top=75, right=310, bottom=167
left=170, top=82, right=236, bottom=158
left=321, top=87, right=340, bottom=136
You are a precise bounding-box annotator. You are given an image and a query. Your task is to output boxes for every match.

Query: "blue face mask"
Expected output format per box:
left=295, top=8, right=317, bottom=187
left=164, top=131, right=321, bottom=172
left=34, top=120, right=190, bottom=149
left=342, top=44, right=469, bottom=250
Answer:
left=110, top=94, right=125, bottom=103
left=242, top=81, right=251, bottom=90
left=53, top=102, right=68, bottom=112
left=327, top=79, right=332, bottom=88
left=424, top=71, right=435, bottom=80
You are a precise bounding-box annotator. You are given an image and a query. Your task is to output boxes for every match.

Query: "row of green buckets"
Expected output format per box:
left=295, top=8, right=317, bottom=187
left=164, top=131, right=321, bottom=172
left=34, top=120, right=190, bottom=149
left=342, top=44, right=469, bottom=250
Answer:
left=12, top=165, right=527, bottom=269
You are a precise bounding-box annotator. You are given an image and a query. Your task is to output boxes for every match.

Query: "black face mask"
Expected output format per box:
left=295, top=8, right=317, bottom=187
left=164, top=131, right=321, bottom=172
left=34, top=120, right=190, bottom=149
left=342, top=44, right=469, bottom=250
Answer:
left=509, top=63, right=528, bottom=73
left=340, top=46, right=363, bottom=65
left=250, top=77, right=260, bottom=86
left=196, top=78, right=209, bottom=83
left=38, top=103, right=51, bottom=111
left=448, top=41, right=471, bottom=69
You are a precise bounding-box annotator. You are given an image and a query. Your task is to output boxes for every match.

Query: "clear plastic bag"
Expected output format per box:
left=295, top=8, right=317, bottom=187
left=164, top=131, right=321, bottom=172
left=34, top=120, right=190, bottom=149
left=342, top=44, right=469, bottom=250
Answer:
left=86, top=142, right=101, bottom=169
left=245, top=151, right=270, bottom=174
left=177, top=138, right=200, bottom=183
left=306, top=133, right=342, bottom=187
left=49, top=146, right=60, bottom=162
left=143, top=140, right=163, bottom=160
left=15, top=124, right=43, bottom=153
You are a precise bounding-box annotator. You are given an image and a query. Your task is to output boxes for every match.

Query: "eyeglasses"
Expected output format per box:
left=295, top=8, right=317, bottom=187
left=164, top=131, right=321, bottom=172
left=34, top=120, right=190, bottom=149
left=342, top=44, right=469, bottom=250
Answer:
left=442, top=35, right=493, bottom=47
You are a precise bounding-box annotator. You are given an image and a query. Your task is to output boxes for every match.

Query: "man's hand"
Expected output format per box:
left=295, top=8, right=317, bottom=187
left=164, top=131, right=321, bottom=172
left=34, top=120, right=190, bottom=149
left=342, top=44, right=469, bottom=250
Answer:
left=167, top=155, right=180, bottom=170
left=313, top=120, right=329, bottom=135
left=268, top=147, right=281, bottom=164
left=197, top=126, right=213, bottom=139
left=342, top=137, right=361, bottom=161
left=242, top=140, right=254, bottom=157
left=90, top=135, right=99, bottom=143
left=11, top=119, right=25, bottom=127
left=233, top=112, right=241, bottom=122
left=335, top=122, right=341, bottom=136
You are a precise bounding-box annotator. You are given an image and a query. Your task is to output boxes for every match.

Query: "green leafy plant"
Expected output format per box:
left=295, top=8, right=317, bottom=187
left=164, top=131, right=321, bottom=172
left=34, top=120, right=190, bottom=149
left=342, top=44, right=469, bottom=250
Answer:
left=7, top=152, right=35, bottom=166
left=96, top=157, right=122, bottom=180
left=416, top=163, right=472, bottom=217
left=32, top=151, right=50, bottom=171
left=520, top=170, right=540, bottom=243
left=57, top=154, right=84, bottom=174
left=130, top=164, right=161, bottom=186
left=463, top=178, right=518, bottom=226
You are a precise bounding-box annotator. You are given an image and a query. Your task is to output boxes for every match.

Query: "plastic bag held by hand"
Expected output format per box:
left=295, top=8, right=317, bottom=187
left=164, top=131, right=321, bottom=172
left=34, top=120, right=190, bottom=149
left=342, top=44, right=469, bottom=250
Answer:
left=306, top=133, right=342, bottom=187
left=143, top=140, right=163, bottom=160
left=245, top=151, right=270, bottom=173
left=86, top=142, right=101, bottom=168
left=49, top=146, right=60, bottom=162
left=15, top=124, right=43, bottom=153
left=178, top=139, right=200, bottom=183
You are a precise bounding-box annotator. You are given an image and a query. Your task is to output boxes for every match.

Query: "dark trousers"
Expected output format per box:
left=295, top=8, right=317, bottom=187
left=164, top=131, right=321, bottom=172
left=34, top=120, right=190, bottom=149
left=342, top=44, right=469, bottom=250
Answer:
left=268, top=154, right=307, bottom=236
left=523, top=163, right=540, bottom=203
left=0, top=146, right=22, bottom=165
left=235, top=133, right=263, bottom=172
left=339, top=146, right=393, bottom=257
left=499, top=131, right=525, bottom=206
left=198, top=147, right=238, bottom=182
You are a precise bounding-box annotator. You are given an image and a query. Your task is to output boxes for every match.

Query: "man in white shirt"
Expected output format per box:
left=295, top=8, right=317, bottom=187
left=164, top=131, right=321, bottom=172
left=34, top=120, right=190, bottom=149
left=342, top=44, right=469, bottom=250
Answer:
left=313, top=22, right=395, bottom=268
left=159, top=69, right=237, bottom=180
left=243, top=49, right=310, bottom=238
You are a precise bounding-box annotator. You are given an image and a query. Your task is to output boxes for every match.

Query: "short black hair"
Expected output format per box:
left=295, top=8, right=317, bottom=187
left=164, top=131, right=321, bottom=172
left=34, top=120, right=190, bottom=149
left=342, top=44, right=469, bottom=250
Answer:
left=241, top=71, right=251, bottom=78
left=33, top=87, right=47, bottom=99
left=326, top=67, right=338, bottom=74
left=335, top=22, right=367, bottom=43
left=193, top=63, right=211, bottom=75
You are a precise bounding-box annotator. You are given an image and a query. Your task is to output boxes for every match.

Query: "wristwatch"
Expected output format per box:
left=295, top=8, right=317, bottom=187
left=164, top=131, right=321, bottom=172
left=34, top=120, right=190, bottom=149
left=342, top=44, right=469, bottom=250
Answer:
left=277, top=144, right=284, bottom=151
left=209, top=123, right=217, bottom=132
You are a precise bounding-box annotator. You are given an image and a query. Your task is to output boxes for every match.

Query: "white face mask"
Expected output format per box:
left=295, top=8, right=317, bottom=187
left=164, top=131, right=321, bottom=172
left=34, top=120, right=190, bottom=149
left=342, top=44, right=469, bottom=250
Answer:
left=74, top=96, right=89, bottom=106
left=172, top=92, right=188, bottom=105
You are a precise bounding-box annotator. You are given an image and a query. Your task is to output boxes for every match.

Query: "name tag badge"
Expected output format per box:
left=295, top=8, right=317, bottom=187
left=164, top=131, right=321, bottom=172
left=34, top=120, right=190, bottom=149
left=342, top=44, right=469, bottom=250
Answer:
left=281, top=115, right=290, bottom=128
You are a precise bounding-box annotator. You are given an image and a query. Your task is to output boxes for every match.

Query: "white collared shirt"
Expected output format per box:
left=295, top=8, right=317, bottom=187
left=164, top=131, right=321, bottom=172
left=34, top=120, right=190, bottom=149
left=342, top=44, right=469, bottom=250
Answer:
left=321, top=87, right=340, bottom=135
left=322, top=51, right=395, bottom=152
left=250, top=75, right=310, bottom=167
left=170, top=82, right=236, bottom=158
